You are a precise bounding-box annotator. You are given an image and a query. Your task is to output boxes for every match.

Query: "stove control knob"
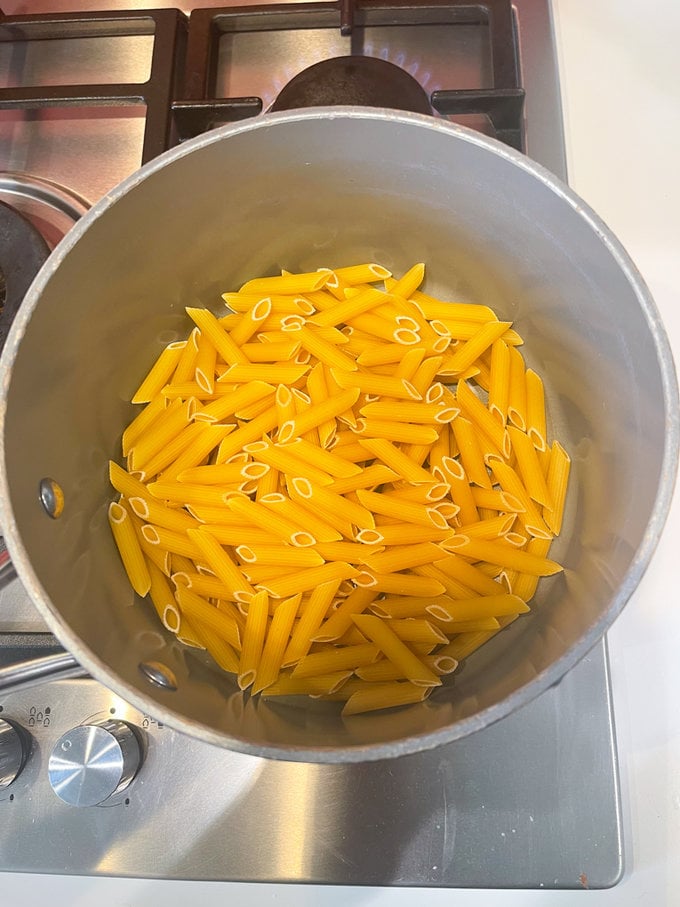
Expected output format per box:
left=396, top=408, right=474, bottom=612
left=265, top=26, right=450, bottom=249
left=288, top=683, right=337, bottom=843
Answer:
left=0, top=718, right=28, bottom=789
left=48, top=718, right=142, bottom=807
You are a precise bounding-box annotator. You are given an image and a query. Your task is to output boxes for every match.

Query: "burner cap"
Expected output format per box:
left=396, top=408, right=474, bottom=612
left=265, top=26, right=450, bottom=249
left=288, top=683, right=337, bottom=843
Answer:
left=0, top=201, right=50, bottom=353
left=271, top=56, right=432, bottom=115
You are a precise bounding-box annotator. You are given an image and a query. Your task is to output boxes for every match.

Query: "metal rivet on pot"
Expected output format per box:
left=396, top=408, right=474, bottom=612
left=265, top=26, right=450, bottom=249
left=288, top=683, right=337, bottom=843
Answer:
left=138, top=661, right=177, bottom=691
left=39, top=478, right=64, bottom=519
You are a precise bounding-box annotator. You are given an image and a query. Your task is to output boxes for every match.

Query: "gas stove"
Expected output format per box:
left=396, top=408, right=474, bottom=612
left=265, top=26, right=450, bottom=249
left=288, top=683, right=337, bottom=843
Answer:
left=0, top=0, right=621, bottom=888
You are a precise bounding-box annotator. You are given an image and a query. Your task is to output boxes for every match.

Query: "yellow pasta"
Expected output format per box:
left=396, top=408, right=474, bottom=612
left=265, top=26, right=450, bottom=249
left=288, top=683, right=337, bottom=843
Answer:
left=543, top=441, right=571, bottom=535
left=110, top=259, right=569, bottom=716
left=132, top=341, right=186, bottom=404
left=238, top=589, right=269, bottom=689
left=109, top=501, right=151, bottom=596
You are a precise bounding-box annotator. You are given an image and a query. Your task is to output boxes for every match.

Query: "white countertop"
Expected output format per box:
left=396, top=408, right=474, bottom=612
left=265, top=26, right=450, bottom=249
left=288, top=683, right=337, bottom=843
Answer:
left=4, top=0, right=680, bottom=903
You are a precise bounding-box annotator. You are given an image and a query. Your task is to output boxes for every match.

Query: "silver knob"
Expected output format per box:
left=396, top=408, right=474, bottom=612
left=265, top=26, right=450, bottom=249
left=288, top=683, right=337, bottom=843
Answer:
left=48, top=718, right=141, bottom=807
left=0, top=717, right=28, bottom=789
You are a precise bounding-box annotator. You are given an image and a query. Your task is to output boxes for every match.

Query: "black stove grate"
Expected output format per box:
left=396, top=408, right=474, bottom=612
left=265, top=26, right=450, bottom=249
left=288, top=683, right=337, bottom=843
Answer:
left=0, top=7, right=187, bottom=164
left=179, top=0, right=525, bottom=149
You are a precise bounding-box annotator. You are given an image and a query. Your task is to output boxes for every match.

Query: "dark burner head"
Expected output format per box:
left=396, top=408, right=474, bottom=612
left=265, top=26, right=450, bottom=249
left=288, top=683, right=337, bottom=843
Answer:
left=0, top=201, right=50, bottom=354
left=271, top=56, right=432, bottom=115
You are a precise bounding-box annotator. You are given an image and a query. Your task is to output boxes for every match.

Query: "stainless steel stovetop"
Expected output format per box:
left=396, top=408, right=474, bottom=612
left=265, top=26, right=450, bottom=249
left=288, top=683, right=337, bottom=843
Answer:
left=0, top=0, right=622, bottom=888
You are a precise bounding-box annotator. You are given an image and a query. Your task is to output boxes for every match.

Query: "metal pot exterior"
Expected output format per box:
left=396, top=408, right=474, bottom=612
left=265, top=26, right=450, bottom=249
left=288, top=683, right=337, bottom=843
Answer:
left=0, top=109, right=677, bottom=762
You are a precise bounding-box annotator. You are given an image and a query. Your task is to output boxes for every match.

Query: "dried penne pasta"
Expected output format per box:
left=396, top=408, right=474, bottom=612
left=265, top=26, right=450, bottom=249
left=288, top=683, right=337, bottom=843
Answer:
left=110, top=259, right=569, bottom=716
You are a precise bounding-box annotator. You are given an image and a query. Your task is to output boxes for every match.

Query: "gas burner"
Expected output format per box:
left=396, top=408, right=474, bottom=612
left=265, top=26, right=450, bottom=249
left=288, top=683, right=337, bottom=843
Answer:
left=0, top=201, right=50, bottom=353
left=271, top=56, right=432, bottom=114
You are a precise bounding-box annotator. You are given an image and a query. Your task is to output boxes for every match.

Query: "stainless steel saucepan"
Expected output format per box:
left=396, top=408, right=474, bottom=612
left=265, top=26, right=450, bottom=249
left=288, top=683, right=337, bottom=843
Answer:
left=0, top=109, right=677, bottom=762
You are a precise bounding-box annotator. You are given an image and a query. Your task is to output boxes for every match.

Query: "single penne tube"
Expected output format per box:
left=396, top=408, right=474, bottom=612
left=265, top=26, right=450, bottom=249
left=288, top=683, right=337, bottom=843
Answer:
left=386, top=482, right=449, bottom=503
left=192, top=621, right=240, bottom=674
left=121, top=394, right=167, bottom=456
left=144, top=481, right=228, bottom=508
left=305, top=362, right=336, bottom=448
left=282, top=579, right=344, bottom=664
left=238, top=589, right=269, bottom=689
left=261, top=670, right=352, bottom=697
left=313, top=541, right=382, bottom=563
left=129, top=398, right=194, bottom=471
left=278, top=387, right=360, bottom=443
left=440, top=320, right=512, bottom=374
left=227, top=493, right=317, bottom=547
left=193, top=330, right=218, bottom=393
left=193, top=380, right=274, bottom=423
left=240, top=339, right=301, bottom=361
left=333, top=262, right=392, bottom=284
left=258, top=492, right=343, bottom=543
left=456, top=378, right=508, bottom=453
left=331, top=369, right=420, bottom=400
left=357, top=342, right=423, bottom=367
left=543, top=441, right=571, bottom=535
left=161, top=382, right=216, bottom=400
left=128, top=493, right=196, bottom=533
left=187, top=527, right=256, bottom=603
left=451, top=416, right=492, bottom=489
left=351, top=615, right=440, bottom=686
left=347, top=310, right=420, bottom=345
left=486, top=455, right=551, bottom=538
left=325, top=464, right=398, bottom=495
left=488, top=338, right=511, bottom=425
left=138, top=422, right=209, bottom=482
left=410, top=354, right=444, bottom=397
left=357, top=437, right=433, bottom=484
left=292, top=643, right=381, bottom=678
left=457, top=513, right=516, bottom=539
left=356, top=571, right=446, bottom=597
left=434, top=614, right=520, bottom=662
left=362, top=542, right=445, bottom=573
left=238, top=271, right=331, bottom=295
left=185, top=306, right=249, bottom=365
left=427, top=592, right=529, bottom=622
left=218, top=362, right=309, bottom=384
left=355, top=489, right=448, bottom=530
left=131, top=341, right=186, bottom=404
left=292, top=476, right=375, bottom=529
left=431, top=555, right=506, bottom=596
left=251, top=593, right=301, bottom=693
left=312, top=587, right=379, bottom=642
left=357, top=524, right=451, bottom=549
left=205, top=525, right=284, bottom=547
left=260, top=561, right=358, bottom=600
left=141, top=523, right=200, bottom=560
left=507, top=344, right=528, bottom=430
left=214, top=409, right=279, bottom=464
left=385, top=619, right=448, bottom=645
left=157, top=424, right=235, bottom=483
left=109, top=460, right=149, bottom=501
left=177, top=462, right=268, bottom=485
left=172, top=570, right=234, bottom=599
left=471, top=487, right=525, bottom=512
left=236, top=545, right=324, bottom=567
left=388, top=262, right=425, bottom=299
left=228, top=297, right=272, bottom=346
left=359, top=400, right=456, bottom=423
left=287, top=323, right=358, bottom=372
left=510, top=537, right=554, bottom=601
left=439, top=456, right=480, bottom=525
left=223, top=293, right=312, bottom=314
left=408, top=291, right=498, bottom=324
left=525, top=368, right=547, bottom=450
left=109, top=501, right=151, bottom=596
left=174, top=584, right=241, bottom=649
left=369, top=597, right=431, bottom=619
left=244, top=439, right=333, bottom=486
left=147, top=560, right=180, bottom=631
left=445, top=535, right=563, bottom=575
left=170, top=327, right=200, bottom=384
left=357, top=652, right=457, bottom=682
left=428, top=615, right=500, bottom=633
left=507, top=426, right=553, bottom=508
left=284, top=437, right=362, bottom=478
left=355, top=418, right=439, bottom=445
left=341, top=681, right=430, bottom=716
